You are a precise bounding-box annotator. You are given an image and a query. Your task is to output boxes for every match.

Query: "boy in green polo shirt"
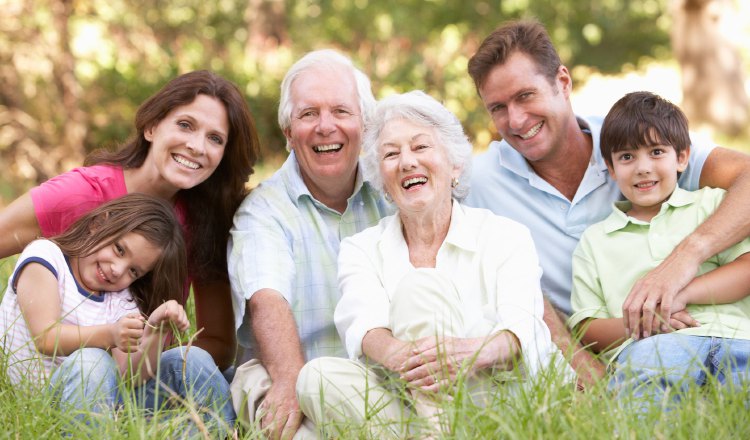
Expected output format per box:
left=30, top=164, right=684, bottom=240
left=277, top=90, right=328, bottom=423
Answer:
left=569, top=91, right=750, bottom=407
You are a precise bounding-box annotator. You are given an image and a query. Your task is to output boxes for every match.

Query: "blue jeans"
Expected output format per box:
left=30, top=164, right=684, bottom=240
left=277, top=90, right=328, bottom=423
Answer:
left=50, top=347, right=235, bottom=433
left=610, top=334, right=750, bottom=410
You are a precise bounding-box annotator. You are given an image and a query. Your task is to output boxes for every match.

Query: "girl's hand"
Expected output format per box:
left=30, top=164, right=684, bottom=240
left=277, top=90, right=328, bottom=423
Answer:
left=147, top=300, right=190, bottom=333
left=112, top=313, right=146, bottom=352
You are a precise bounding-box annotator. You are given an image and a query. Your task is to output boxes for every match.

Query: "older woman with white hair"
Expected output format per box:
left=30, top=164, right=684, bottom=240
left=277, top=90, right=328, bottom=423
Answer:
left=296, top=90, right=572, bottom=436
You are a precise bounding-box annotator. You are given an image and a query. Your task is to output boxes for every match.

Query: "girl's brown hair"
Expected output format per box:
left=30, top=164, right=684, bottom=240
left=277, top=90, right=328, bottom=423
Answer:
left=52, top=193, right=187, bottom=315
left=85, top=70, right=259, bottom=283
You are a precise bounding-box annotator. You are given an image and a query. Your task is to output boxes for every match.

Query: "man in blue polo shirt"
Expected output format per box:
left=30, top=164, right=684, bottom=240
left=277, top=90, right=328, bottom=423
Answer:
left=465, top=20, right=750, bottom=387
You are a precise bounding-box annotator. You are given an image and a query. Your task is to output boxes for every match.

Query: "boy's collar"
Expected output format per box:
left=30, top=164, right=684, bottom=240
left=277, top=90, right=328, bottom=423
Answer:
left=603, top=187, right=698, bottom=233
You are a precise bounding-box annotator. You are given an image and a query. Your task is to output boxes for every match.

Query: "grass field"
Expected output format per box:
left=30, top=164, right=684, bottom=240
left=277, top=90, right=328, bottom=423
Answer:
left=1, top=250, right=749, bottom=439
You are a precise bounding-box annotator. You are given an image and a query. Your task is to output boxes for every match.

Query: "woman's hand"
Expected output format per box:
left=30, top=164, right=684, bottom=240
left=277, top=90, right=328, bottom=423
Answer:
left=399, top=332, right=519, bottom=393
left=146, top=300, right=190, bottom=333
left=111, top=313, right=145, bottom=352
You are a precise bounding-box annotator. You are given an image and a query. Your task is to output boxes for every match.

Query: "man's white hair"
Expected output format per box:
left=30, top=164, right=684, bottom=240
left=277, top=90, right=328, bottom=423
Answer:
left=278, top=49, right=376, bottom=151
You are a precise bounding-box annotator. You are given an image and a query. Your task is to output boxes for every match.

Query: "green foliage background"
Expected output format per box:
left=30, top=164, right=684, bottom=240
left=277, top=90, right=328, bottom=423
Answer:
left=1, top=0, right=677, bottom=197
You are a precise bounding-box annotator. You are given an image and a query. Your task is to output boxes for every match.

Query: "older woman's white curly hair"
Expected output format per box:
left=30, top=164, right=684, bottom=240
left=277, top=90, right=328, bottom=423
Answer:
left=362, top=90, right=473, bottom=201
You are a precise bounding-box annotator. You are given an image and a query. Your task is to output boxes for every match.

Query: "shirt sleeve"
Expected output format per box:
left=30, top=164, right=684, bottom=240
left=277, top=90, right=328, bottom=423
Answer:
left=228, top=192, right=296, bottom=329
left=697, top=187, right=750, bottom=265
left=30, top=166, right=126, bottom=237
left=568, top=231, right=611, bottom=330
left=334, top=235, right=390, bottom=360
left=678, top=133, right=716, bottom=191
left=486, top=221, right=551, bottom=375
left=10, top=240, right=60, bottom=293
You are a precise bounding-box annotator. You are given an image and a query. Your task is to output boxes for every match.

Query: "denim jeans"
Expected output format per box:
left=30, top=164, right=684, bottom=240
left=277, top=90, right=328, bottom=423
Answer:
left=609, top=334, right=750, bottom=410
left=50, top=346, right=235, bottom=433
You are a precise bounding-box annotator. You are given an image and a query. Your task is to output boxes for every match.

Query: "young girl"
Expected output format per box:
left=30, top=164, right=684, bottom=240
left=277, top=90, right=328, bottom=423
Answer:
left=0, top=194, right=232, bottom=431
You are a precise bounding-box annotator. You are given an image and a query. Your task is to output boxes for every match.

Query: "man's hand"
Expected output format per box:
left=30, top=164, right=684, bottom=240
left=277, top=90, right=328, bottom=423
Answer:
left=622, top=254, right=700, bottom=340
left=257, top=381, right=303, bottom=440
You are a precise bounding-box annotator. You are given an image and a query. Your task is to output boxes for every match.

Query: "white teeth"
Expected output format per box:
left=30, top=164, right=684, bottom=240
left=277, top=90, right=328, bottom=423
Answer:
left=173, top=154, right=200, bottom=169
left=520, top=122, right=543, bottom=140
left=98, top=265, right=109, bottom=283
left=636, top=182, right=655, bottom=188
left=402, top=177, right=428, bottom=188
left=313, top=144, right=343, bottom=152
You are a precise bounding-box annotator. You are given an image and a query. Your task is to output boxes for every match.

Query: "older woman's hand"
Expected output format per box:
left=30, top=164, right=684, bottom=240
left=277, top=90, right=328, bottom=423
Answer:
left=399, top=331, right=520, bottom=393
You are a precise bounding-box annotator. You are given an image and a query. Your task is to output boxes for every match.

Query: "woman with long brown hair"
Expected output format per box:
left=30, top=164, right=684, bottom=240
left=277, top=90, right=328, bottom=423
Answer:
left=0, top=70, right=259, bottom=428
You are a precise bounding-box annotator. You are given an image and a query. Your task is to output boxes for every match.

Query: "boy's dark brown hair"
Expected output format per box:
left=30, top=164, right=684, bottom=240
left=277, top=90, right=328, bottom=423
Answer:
left=52, top=193, right=186, bottom=315
left=601, top=91, right=690, bottom=167
left=468, top=19, right=562, bottom=92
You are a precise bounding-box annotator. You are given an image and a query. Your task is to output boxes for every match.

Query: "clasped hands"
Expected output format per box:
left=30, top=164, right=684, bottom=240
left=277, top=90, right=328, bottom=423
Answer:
left=388, top=335, right=500, bottom=394
left=622, top=270, right=700, bottom=341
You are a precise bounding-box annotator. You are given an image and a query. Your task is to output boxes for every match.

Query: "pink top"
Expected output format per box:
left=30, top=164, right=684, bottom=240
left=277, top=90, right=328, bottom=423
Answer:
left=31, top=165, right=129, bottom=237
left=30, top=165, right=191, bottom=299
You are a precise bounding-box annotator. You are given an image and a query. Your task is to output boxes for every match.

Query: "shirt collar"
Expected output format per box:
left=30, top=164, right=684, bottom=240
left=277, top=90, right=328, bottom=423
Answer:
left=603, top=186, right=698, bottom=233
left=443, top=201, right=477, bottom=252
left=495, top=114, right=608, bottom=180
left=379, top=200, right=477, bottom=254
left=281, top=150, right=368, bottom=208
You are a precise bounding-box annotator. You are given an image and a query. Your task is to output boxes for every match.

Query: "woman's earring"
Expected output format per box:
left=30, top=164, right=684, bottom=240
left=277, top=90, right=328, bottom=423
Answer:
left=451, top=177, right=459, bottom=188
left=384, top=192, right=393, bottom=202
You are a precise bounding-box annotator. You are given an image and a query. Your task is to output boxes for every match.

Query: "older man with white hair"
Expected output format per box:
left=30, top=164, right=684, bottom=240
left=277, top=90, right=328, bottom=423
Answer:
left=228, top=50, right=390, bottom=439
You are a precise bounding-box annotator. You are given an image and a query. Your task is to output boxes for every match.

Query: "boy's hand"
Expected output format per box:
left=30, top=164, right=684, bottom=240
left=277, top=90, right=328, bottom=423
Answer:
left=666, top=310, right=700, bottom=331
left=147, top=300, right=190, bottom=333
left=653, top=293, right=699, bottom=333
left=112, top=313, right=145, bottom=351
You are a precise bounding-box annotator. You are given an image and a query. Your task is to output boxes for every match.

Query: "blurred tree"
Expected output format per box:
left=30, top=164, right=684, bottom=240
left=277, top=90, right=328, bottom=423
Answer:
left=0, top=0, right=86, bottom=188
left=671, top=0, right=749, bottom=136
left=0, top=0, right=746, bottom=200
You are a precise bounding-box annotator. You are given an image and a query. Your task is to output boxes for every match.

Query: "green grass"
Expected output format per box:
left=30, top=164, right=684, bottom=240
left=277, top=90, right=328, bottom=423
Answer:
left=2, top=256, right=750, bottom=439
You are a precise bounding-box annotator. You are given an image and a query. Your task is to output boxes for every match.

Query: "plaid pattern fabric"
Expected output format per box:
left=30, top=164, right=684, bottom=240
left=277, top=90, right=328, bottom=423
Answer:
left=228, top=151, right=390, bottom=361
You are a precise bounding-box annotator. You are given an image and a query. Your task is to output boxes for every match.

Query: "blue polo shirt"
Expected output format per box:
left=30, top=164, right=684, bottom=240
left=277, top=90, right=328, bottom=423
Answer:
left=465, top=115, right=713, bottom=315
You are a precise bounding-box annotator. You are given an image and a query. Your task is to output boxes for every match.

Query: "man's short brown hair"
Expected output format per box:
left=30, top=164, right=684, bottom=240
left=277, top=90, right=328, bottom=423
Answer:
left=468, top=19, right=562, bottom=91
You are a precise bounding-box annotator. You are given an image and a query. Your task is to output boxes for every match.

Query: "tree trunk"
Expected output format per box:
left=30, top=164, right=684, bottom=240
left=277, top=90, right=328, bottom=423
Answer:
left=49, top=0, right=86, bottom=174
left=671, top=0, right=750, bottom=136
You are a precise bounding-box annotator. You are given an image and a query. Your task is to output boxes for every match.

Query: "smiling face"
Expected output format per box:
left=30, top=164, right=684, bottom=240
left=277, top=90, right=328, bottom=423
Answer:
left=378, top=118, right=459, bottom=215
left=608, top=144, right=689, bottom=221
left=70, top=232, right=162, bottom=294
left=478, top=51, right=575, bottom=164
left=284, top=66, right=363, bottom=199
left=142, top=94, right=229, bottom=197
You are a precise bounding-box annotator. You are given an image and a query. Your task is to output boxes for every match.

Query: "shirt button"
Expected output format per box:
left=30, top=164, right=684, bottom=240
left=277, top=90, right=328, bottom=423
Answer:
left=559, top=204, right=567, bottom=211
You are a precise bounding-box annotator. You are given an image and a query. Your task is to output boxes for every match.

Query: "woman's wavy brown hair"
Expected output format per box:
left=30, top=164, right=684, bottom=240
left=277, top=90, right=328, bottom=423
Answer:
left=52, top=193, right=187, bottom=315
left=86, top=70, right=259, bottom=283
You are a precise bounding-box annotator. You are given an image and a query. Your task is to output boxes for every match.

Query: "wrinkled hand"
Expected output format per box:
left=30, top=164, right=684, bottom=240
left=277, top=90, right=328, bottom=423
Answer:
left=112, top=313, right=145, bottom=352
left=146, top=300, right=190, bottom=333
left=622, top=257, right=699, bottom=340
left=258, top=382, right=303, bottom=440
left=399, top=336, right=503, bottom=393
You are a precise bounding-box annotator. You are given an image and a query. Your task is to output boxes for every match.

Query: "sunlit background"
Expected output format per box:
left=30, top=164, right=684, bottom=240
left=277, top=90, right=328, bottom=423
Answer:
left=1, top=0, right=749, bottom=202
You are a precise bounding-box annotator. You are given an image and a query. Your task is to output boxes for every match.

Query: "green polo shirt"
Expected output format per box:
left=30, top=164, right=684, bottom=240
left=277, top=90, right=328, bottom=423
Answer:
left=569, top=186, right=750, bottom=363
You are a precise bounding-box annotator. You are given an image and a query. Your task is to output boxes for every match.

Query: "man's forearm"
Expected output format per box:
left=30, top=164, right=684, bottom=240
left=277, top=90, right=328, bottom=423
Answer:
left=690, top=148, right=750, bottom=262
left=249, top=289, right=305, bottom=383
